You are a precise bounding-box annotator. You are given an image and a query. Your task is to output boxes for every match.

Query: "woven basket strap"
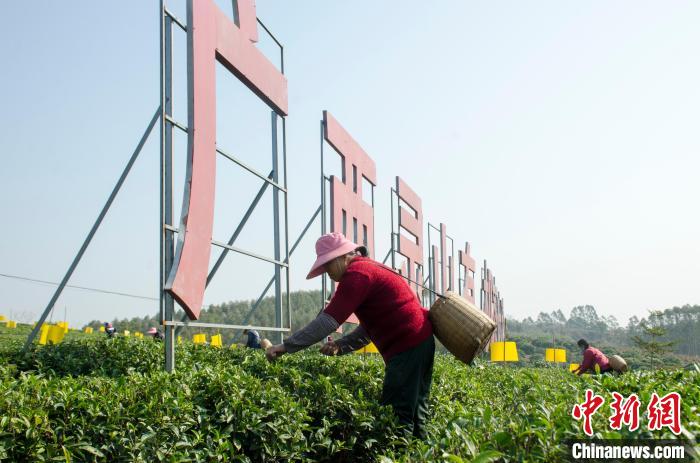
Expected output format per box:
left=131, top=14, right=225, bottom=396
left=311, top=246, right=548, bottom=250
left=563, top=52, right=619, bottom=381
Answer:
left=361, top=258, right=445, bottom=299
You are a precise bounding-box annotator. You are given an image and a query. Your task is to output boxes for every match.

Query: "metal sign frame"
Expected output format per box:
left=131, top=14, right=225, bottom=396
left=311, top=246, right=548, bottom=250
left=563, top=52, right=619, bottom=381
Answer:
left=386, top=178, right=433, bottom=307
left=426, top=222, right=456, bottom=306
left=159, top=0, right=292, bottom=370
left=23, top=1, right=295, bottom=373
left=480, top=259, right=506, bottom=347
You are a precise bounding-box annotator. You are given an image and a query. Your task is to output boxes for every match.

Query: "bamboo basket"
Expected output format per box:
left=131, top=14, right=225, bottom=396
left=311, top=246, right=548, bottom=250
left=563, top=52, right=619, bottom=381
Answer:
left=608, top=354, right=628, bottom=373
left=429, top=292, right=496, bottom=365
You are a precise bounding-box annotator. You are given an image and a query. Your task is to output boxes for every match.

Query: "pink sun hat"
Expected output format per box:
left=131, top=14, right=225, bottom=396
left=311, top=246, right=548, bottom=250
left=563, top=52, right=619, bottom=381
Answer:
left=147, top=327, right=158, bottom=334
left=306, top=233, right=365, bottom=279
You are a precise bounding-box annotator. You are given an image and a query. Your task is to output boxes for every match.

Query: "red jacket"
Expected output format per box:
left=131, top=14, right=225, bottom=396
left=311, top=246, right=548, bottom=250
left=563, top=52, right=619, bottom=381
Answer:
left=324, top=257, right=433, bottom=361
left=577, top=347, right=610, bottom=374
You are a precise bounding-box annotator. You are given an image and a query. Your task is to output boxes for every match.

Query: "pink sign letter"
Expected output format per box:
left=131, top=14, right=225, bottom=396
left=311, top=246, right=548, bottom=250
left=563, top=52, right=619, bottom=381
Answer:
left=166, top=0, right=288, bottom=319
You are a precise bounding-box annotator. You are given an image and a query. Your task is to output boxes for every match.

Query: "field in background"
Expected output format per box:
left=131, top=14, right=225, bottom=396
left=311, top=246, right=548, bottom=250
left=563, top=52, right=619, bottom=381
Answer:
left=0, top=324, right=698, bottom=462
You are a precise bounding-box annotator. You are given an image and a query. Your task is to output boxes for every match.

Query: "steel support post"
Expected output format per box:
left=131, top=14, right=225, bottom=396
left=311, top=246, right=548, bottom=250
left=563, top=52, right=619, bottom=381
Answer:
left=271, top=112, right=283, bottom=344
left=427, top=229, right=433, bottom=306
left=161, top=3, right=176, bottom=372
left=282, top=117, right=291, bottom=337
left=320, top=120, right=328, bottom=309
left=390, top=188, right=396, bottom=269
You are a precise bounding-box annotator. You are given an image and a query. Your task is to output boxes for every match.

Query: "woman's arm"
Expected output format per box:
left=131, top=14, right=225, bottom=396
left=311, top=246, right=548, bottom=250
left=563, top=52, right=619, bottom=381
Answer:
left=576, top=350, right=594, bottom=375
left=280, top=313, right=340, bottom=354
left=335, top=325, right=371, bottom=354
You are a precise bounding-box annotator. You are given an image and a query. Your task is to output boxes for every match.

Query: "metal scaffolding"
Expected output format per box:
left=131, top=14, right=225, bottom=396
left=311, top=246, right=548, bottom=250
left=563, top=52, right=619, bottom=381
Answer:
left=24, top=1, right=295, bottom=373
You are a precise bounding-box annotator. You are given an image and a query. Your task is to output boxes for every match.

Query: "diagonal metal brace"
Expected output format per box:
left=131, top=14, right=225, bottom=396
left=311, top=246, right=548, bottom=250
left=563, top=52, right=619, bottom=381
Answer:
left=23, top=107, right=161, bottom=351
left=233, top=204, right=322, bottom=343
left=174, top=170, right=274, bottom=336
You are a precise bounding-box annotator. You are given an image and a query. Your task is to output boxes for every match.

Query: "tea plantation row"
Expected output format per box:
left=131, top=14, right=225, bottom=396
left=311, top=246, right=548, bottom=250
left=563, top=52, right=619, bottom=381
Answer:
left=0, top=325, right=697, bottom=462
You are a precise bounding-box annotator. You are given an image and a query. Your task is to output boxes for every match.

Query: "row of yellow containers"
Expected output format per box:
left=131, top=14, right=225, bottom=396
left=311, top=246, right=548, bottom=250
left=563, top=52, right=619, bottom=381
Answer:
left=20, top=322, right=584, bottom=373
left=491, top=342, right=580, bottom=372
left=5, top=320, right=68, bottom=331
left=83, top=327, right=152, bottom=337
left=545, top=348, right=567, bottom=363
left=489, top=344, right=568, bottom=363
left=193, top=333, right=223, bottom=347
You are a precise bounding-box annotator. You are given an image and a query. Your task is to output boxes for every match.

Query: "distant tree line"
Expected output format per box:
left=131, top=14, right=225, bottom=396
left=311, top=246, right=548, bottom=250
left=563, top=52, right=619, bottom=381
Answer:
left=508, top=304, right=700, bottom=368
left=85, top=293, right=699, bottom=368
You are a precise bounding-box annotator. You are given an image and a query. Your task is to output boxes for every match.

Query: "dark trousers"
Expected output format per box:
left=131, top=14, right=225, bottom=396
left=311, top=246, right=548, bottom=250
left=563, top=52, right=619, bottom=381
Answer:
left=380, top=335, right=435, bottom=439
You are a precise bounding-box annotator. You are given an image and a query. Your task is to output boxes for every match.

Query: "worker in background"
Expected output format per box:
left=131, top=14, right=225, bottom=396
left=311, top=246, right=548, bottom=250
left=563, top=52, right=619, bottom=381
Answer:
left=104, top=322, right=116, bottom=338
left=243, top=329, right=261, bottom=349
left=266, top=232, right=435, bottom=440
left=573, top=338, right=612, bottom=375
left=147, top=327, right=164, bottom=341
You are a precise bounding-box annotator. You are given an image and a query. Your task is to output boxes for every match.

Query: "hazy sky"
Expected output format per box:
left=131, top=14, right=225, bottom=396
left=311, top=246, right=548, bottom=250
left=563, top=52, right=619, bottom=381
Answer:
left=1, top=1, right=698, bottom=328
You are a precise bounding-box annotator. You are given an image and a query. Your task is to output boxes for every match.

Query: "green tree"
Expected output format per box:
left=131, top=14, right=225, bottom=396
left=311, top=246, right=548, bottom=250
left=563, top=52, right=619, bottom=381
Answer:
left=631, top=322, right=676, bottom=370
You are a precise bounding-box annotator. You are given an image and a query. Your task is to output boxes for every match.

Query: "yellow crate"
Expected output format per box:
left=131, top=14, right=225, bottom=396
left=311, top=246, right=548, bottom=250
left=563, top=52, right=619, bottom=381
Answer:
left=6, top=321, right=17, bottom=329
left=99, top=326, right=105, bottom=332
left=545, top=348, right=567, bottom=363
left=0, top=315, right=6, bottom=322
left=123, top=330, right=130, bottom=337
left=39, top=324, right=50, bottom=345
left=210, top=334, right=223, bottom=348
left=193, top=334, right=207, bottom=344
left=569, top=363, right=580, bottom=372
left=490, top=341, right=519, bottom=362
left=545, top=348, right=555, bottom=362
left=555, top=349, right=567, bottom=363
left=55, top=321, right=69, bottom=334
left=84, top=327, right=94, bottom=334
left=47, top=325, right=65, bottom=344
left=134, top=332, right=143, bottom=338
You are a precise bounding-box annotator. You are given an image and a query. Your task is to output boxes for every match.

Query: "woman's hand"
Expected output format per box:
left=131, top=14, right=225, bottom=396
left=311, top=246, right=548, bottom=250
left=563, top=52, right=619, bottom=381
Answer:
left=265, top=344, right=286, bottom=362
left=320, top=340, right=341, bottom=356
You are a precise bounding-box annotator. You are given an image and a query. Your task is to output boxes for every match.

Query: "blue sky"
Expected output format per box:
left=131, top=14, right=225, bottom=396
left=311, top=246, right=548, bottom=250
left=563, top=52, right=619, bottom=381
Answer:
left=1, top=1, right=699, bottom=327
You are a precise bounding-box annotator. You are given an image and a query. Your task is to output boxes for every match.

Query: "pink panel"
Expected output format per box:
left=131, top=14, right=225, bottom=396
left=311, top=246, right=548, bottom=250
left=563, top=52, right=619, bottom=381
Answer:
left=396, top=177, right=421, bottom=212
left=330, top=179, right=375, bottom=256
left=459, top=242, right=476, bottom=304
left=399, top=209, right=420, bottom=240
left=396, top=177, right=423, bottom=297
left=324, top=112, right=377, bottom=186
left=236, top=0, right=259, bottom=43
left=214, top=3, right=288, bottom=115
left=325, top=111, right=377, bottom=257
left=324, top=111, right=376, bottom=325
left=166, top=0, right=288, bottom=319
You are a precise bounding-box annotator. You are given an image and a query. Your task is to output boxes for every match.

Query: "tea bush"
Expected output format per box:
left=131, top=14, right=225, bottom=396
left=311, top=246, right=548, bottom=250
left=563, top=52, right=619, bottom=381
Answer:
left=0, top=325, right=697, bottom=462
